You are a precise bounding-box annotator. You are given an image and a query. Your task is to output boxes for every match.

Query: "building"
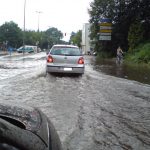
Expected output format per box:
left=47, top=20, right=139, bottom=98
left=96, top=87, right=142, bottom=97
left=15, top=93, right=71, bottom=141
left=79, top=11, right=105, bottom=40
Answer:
left=82, top=23, right=91, bottom=55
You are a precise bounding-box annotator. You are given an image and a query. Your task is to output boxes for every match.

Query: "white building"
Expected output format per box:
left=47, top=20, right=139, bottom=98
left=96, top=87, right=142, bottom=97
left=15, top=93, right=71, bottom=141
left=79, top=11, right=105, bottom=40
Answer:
left=82, top=23, right=91, bottom=54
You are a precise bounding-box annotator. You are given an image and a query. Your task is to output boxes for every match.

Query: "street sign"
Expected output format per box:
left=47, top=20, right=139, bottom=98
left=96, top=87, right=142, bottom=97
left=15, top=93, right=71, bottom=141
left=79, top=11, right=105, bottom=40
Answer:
left=100, top=33, right=111, bottom=36
left=99, top=36, right=111, bottom=41
left=100, top=22, right=112, bottom=26
left=100, top=18, right=111, bottom=23
left=99, top=18, right=112, bottom=41
left=100, top=26, right=112, bottom=30
left=100, top=29, right=112, bottom=33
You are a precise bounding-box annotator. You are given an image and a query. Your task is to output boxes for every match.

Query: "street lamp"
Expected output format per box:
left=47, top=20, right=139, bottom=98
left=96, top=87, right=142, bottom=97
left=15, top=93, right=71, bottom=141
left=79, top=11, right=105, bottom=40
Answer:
left=23, top=0, right=26, bottom=55
left=36, top=11, right=42, bottom=32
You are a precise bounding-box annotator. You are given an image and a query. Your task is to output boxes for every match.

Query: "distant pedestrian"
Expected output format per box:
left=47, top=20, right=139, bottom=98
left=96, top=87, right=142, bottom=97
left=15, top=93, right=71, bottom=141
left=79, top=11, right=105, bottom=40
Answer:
left=8, top=46, right=13, bottom=56
left=116, top=46, right=123, bottom=64
left=117, top=46, right=123, bottom=56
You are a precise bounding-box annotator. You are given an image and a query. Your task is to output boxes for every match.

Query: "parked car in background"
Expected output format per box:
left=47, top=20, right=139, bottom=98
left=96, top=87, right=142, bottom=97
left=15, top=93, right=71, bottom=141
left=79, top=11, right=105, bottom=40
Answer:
left=92, top=51, right=97, bottom=56
left=17, top=45, right=37, bottom=53
left=46, top=44, right=85, bottom=75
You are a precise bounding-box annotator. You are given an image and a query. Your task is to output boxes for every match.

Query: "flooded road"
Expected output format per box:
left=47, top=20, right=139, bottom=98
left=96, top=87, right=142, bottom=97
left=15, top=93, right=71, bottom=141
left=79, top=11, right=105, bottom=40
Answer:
left=94, top=57, right=150, bottom=85
left=0, top=53, right=150, bottom=150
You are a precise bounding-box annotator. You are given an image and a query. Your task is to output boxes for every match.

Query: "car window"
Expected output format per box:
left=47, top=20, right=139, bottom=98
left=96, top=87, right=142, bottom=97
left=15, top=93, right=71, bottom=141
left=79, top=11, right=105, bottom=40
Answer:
left=50, top=47, right=81, bottom=56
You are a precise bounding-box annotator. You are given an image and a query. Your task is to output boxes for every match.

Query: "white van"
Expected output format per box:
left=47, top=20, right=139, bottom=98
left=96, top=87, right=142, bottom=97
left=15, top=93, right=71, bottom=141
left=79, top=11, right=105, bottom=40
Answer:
left=17, top=45, right=37, bottom=53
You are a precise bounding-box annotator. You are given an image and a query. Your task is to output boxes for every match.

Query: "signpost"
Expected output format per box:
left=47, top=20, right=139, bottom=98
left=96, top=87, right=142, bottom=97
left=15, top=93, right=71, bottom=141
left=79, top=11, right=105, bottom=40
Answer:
left=99, top=18, right=112, bottom=41
left=100, top=29, right=112, bottom=33
left=100, top=33, right=111, bottom=36
left=99, top=36, right=111, bottom=41
left=100, top=18, right=111, bottom=23
left=100, top=22, right=112, bottom=26
left=100, top=26, right=112, bottom=30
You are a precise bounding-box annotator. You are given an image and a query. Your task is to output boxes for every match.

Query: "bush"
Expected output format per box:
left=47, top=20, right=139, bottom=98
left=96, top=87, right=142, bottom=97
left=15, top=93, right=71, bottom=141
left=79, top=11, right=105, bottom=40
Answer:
left=126, top=43, right=150, bottom=64
left=137, top=43, right=150, bottom=63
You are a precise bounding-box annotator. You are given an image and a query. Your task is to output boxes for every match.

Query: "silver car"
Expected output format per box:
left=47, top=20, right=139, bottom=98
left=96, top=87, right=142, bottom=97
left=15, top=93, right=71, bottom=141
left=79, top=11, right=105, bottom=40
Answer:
left=46, top=45, right=84, bottom=74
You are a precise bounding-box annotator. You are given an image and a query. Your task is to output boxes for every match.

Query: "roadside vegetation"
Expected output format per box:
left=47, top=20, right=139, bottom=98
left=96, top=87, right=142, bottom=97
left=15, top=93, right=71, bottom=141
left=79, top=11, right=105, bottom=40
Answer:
left=125, top=42, right=150, bottom=67
left=0, top=21, right=78, bottom=51
left=88, top=0, right=150, bottom=65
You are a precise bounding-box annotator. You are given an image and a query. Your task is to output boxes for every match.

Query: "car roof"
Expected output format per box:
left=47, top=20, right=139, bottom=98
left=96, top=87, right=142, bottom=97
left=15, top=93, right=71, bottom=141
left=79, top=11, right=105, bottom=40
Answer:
left=52, top=44, right=78, bottom=48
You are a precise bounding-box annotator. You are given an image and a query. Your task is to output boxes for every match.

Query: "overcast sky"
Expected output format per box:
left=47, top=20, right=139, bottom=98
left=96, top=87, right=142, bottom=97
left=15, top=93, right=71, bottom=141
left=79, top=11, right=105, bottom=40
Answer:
left=0, top=0, right=92, bottom=40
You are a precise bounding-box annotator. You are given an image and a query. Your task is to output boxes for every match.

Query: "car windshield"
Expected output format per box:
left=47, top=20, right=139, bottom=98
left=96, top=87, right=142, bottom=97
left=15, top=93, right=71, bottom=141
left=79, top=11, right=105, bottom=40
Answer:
left=50, top=47, right=81, bottom=56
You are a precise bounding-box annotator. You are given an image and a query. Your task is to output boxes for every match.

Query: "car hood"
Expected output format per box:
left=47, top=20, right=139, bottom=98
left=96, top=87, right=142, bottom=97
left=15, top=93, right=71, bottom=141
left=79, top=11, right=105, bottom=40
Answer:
left=0, top=103, right=49, bottom=147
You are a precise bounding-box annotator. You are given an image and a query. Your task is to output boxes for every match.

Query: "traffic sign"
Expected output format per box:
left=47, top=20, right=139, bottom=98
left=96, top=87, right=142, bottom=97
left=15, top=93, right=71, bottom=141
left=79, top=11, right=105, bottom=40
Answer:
left=99, top=35, right=111, bottom=41
left=100, top=29, right=112, bottom=33
left=100, top=18, right=111, bottom=23
left=99, top=18, right=112, bottom=41
left=100, top=33, right=111, bottom=36
left=100, top=26, right=112, bottom=30
left=100, top=22, right=112, bottom=26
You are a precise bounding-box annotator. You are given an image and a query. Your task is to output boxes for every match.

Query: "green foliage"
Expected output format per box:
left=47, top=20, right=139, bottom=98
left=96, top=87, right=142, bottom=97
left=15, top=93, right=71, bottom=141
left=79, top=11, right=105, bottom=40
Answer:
left=128, top=21, right=144, bottom=52
left=88, top=0, right=150, bottom=59
left=126, top=43, right=150, bottom=64
left=69, top=30, right=82, bottom=48
left=45, top=27, right=64, bottom=48
left=0, top=21, right=23, bottom=48
left=25, top=31, right=39, bottom=45
left=89, top=0, right=115, bottom=51
left=0, top=21, right=66, bottom=50
left=46, top=27, right=63, bottom=41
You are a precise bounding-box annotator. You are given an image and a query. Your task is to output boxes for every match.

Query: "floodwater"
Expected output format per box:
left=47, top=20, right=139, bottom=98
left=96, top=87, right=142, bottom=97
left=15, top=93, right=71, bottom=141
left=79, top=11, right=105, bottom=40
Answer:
left=0, top=53, right=150, bottom=150
left=93, top=57, right=150, bottom=85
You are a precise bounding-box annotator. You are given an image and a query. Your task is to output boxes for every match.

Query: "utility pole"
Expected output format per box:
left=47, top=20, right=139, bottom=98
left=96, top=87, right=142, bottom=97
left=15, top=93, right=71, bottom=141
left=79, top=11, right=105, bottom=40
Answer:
left=23, top=0, right=26, bottom=55
left=36, top=11, right=42, bottom=32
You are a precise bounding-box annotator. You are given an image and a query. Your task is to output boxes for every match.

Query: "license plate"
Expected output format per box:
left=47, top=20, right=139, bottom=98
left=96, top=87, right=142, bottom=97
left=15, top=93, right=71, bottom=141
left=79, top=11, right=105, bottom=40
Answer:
left=64, top=68, right=72, bottom=71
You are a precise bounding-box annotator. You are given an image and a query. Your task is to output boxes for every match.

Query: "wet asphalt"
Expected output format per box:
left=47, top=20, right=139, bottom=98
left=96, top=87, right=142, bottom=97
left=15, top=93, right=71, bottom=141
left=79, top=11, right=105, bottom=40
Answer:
left=0, top=53, right=150, bottom=150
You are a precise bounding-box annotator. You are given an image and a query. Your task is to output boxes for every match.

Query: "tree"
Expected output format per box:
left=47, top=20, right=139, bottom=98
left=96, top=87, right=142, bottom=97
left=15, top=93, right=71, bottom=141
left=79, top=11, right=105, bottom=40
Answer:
left=128, top=21, right=144, bottom=52
left=25, top=30, right=42, bottom=46
left=88, top=0, right=150, bottom=55
left=138, top=0, right=150, bottom=40
left=88, top=0, right=115, bottom=53
left=0, top=21, right=23, bottom=48
left=69, top=30, right=82, bottom=48
left=0, top=22, right=68, bottom=51
left=24, top=27, right=64, bottom=49
left=45, top=27, right=63, bottom=47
